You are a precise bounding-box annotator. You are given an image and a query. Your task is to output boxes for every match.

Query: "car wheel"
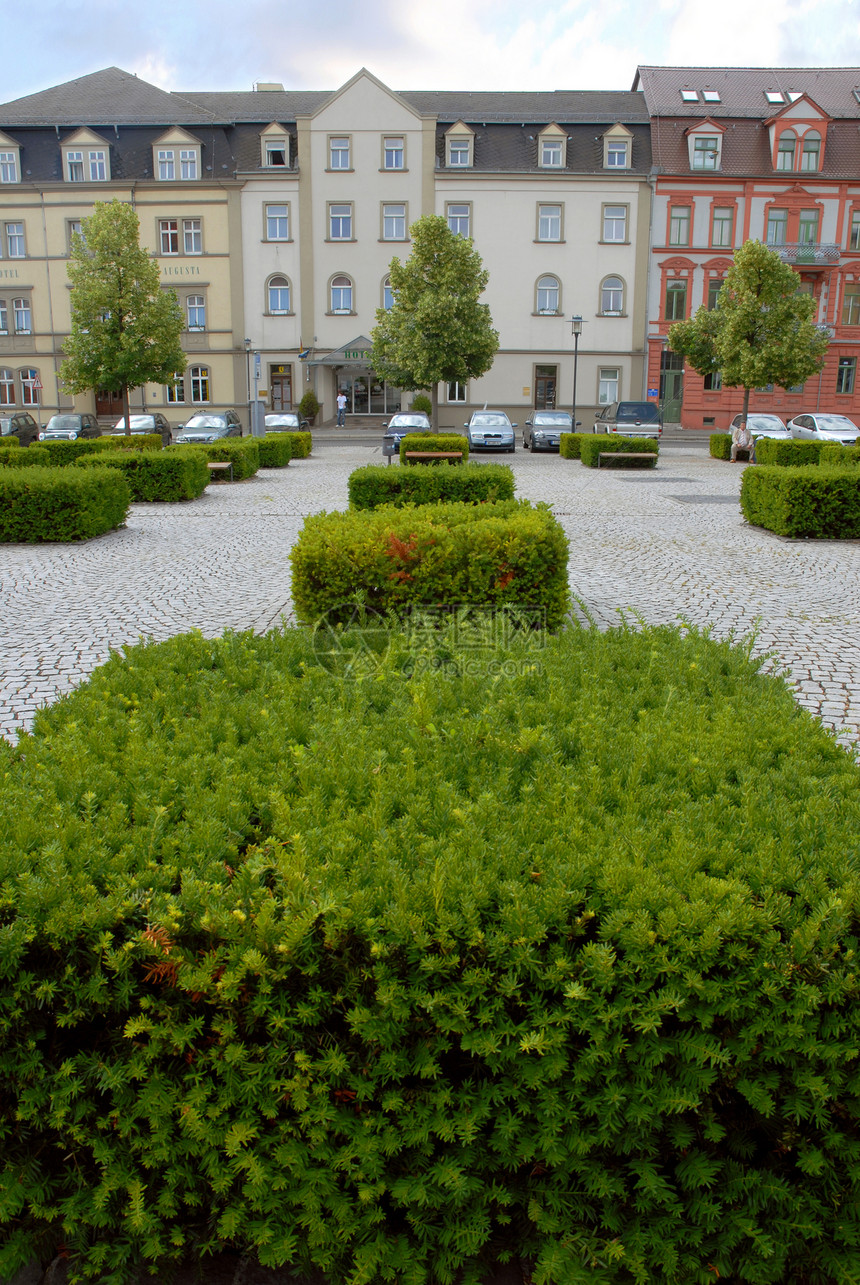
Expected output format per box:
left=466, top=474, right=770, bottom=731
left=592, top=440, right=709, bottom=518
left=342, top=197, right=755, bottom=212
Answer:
left=528, top=438, right=536, bottom=453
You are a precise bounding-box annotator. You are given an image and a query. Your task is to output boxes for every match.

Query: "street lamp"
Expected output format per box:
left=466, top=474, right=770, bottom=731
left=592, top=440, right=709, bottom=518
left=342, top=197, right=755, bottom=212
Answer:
left=570, top=315, right=583, bottom=430
left=244, top=338, right=252, bottom=433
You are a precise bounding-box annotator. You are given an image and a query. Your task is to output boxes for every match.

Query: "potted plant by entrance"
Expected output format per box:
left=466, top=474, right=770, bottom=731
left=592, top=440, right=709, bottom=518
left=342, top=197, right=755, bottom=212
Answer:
left=298, top=390, right=321, bottom=427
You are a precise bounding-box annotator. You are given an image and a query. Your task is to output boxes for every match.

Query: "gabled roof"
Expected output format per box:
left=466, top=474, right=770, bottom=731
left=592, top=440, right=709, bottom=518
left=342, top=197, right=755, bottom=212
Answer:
left=634, top=66, right=860, bottom=119
left=0, top=67, right=217, bottom=126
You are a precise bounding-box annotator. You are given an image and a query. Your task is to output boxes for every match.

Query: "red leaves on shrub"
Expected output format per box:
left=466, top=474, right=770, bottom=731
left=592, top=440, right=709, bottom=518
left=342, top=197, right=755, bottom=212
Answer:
left=385, top=530, right=419, bottom=582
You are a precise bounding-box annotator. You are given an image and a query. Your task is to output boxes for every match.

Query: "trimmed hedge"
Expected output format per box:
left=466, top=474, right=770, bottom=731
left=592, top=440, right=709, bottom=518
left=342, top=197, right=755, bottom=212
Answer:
left=1, top=621, right=860, bottom=1285
left=580, top=434, right=659, bottom=468
left=0, top=465, right=130, bottom=541
left=257, top=433, right=293, bottom=468
left=170, top=437, right=260, bottom=480
left=100, top=433, right=165, bottom=453
left=740, top=464, right=860, bottom=537
left=291, top=498, right=569, bottom=629
left=558, top=432, right=589, bottom=460
left=755, top=438, right=823, bottom=467
left=348, top=462, right=515, bottom=510
left=36, top=439, right=105, bottom=467
left=74, top=447, right=210, bottom=502
left=819, top=442, right=860, bottom=468
left=0, top=445, right=51, bottom=468
left=399, top=432, right=470, bottom=464
left=283, top=430, right=312, bottom=459
left=709, top=432, right=732, bottom=460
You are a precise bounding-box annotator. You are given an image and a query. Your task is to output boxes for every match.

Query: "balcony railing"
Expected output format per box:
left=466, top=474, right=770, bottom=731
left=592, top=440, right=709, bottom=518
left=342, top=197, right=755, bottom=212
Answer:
left=773, top=242, right=841, bottom=265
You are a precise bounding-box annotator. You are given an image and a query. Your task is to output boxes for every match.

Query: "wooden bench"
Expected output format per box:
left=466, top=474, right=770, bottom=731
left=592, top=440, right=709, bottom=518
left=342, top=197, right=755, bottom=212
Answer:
left=597, top=452, right=656, bottom=469
left=206, top=460, right=234, bottom=482
left=404, top=450, right=463, bottom=465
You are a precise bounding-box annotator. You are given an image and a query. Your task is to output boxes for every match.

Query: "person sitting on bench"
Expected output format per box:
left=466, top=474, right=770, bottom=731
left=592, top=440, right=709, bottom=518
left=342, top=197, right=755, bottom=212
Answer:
left=731, top=419, right=756, bottom=463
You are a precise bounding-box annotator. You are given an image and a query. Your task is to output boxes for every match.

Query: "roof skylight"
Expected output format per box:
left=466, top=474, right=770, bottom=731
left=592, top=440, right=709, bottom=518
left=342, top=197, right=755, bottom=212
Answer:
left=787, top=91, right=803, bottom=102
left=765, top=90, right=785, bottom=104
left=702, top=90, right=721, bottom=103
left=680, top=89, right=699, bottom=102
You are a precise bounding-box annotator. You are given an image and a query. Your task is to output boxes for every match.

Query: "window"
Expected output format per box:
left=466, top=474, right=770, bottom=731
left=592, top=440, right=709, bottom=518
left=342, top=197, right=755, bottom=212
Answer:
left=330, top=275, right=353, bottom=312
left=0, top=368, right=13, bottom=404
left=702, top=90, right=721, bottom=103
left=537, top=204, right=562, bottom=242
left=765, top=90, right=785, bottom=105
left=383, top=137, right=404, bottom=170
left=448, top=136, right=471, bottom=167
left=89, top=150, right=107, bottom=181
left=692, top=137, right=719, bottom=170
left=189, top=365, right=210, bottom=403
left=703, top=370, right=722, bottom=391
left=0, top=152, right=18, bottom=183
left=801, top=132, right=820, bottom=171
left=67, top=220, right=83, bottom=253
left=329, top=136, right=350, bottom=169
left=268, top=276, right=291, bottom=314
left=712, top=207, right=733, bottom=248
left=669, top=207, right=691, bottom=246
left=382, top=203, right=406, bottom=240
left=603, top=205, right=627, bottom=242
left=67, top=151, right=84, bottom=182
left=158, top=149, right=175, bottom=180
left=598, top=369, right=619, bottom=404
left=382, top=276, right=394, bottom=310
left=540, top=137, right=563, bottom=168
left=0, top=300, right=6, bottom=333
left=266, top=204, right=289, bottom=240
left=180, top=149, right=198, bottom=180
left=798, top=211, right=819, bottom=245
left=329, top=204, right=352, bottom=240
left=183, top=219, right=202, bottom=254
left=842, top=286, right=860, bottom=326
left=707, top=278, right=725, bottom=310
left=606, top=139, right=628, bottom=168
left=20, top=367, right=39, bottom=405
left=851, top=212, right=860, bottom=251
left=665, top=281, right=687, bottom=320
left=265, top=139, right=287, bottom=167
left=680, top=89, right=699, bottom=102
left=447, top=203, right=471, bottom=237
left=536, top=276, right=560, bottom=314
left=5, top=223, right=25, bottom=258
left=159, top=219, right=179, bottom=255
left=766, top=209, right=788, bottom=245
left=13, top=298, right=31, bottom=333
left=601, top=276, right=623, bottom=315
left=166, top=374, right=185, bottom=403
left=837, top=356, right=856, bottom=395
left=186, top=295, right=205, bottom=330
left=447, top=381, right=467, bottom=402
left=777, top=132, right=796, bottom=170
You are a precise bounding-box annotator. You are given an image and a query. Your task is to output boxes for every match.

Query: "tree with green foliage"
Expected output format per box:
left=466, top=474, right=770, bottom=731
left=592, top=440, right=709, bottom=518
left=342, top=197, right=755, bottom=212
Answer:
left=668, top=238, right=830, bottom=428
left=371, top=215, right=499, bottom=428
left=60, top=200, right=185, bottom=434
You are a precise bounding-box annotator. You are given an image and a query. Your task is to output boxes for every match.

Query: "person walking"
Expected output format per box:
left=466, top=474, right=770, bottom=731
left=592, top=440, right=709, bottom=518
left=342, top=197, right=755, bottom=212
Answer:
left=336, top=390, right=347, bottom=428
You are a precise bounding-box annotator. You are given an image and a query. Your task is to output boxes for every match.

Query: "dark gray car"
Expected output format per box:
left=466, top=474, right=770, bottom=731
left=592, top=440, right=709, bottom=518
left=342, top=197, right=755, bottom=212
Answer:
left=0, top=411, right=40, bottom=447
left=39, top=413, right=101, bottom=441
left=523, top=410, right=572, bottom=452
left=110, top=412, right=173, bottom=446
left=592, top=401, right=662, bottom=439
left=175, top=411, right=242, bottom=443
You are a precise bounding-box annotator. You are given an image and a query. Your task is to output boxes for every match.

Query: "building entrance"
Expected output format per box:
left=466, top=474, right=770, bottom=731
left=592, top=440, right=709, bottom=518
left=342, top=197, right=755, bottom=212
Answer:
left=270, top=371, right=293, bottom=411
left=95, top=388, right=123, bottom=417
left=337, top=372, right=402, bottom=415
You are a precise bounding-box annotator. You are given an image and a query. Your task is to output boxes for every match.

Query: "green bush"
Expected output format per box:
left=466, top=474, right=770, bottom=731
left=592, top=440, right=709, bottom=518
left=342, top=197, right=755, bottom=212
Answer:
left=0, top=466, right=129, bottom=541
left=257, top=434, right=293, bottom=468
left=1, top=620, right=860, bottom=1285
left=98, top=433, right=165, bottom=453
left=399, top=432, right=470, bottom=464
left=558, top=432, right=589, bottom=459
left=298, top=389, right=320, bottom=422
left=74, top=448, right=210, bottom=502
left=171, top=437, right=260, bottom=480
left=37, top=439, right=105, bottom=467
left=754, top=438, right=822, bottom=467
left=348, top=462, right=515, bottom=510
left=283, top=430, right=312, bottom=459
left=0, top=445, right=51, bottom=468
left=709, top=432, right=732, bottom=460
left=740, top=464, right=860, bottom=537
left=819, top=442, right=860, bottom=468
left=580, top=434, right=659, bottom=468
left=410, top=392, right=433, bottom=415
left=291, top=498, right=569, bottom=629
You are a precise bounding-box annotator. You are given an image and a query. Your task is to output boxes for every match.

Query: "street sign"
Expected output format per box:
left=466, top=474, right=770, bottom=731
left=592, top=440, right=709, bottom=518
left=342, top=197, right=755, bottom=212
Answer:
left=647, top=387, right=659, bottom=396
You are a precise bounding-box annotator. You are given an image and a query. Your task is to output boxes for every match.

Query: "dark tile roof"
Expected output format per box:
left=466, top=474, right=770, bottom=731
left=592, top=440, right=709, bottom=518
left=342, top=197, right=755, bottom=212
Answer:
left=0, top=67, right=218, bottom=126
left=636, top=65, right=860, bottom=119
left=177, top=90, right=328, bottom=122
left=650, top=117, right=859, bottom=178
left=0, top=124, right=244, bottom=183
left=435, top=122, right=652, bottom=174
left=402, top=90, right=650, bottom=124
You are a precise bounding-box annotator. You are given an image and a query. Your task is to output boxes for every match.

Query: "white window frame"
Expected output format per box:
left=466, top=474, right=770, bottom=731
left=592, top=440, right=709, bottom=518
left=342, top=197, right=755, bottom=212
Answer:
left=329, top=136, right=351, bottom=170
left=0, top=300, right=6, bottom=333
left=266, top=203, right=289, bottom=241
left=183, top=218, right=202, bottom=255
left=66, top=151, right=84, bottom=182
left=691, top=136, right=719, bottom=170
left=88, top=150, right=107, bottom=181
left=602, top=204, right=628, bottom=242
left=536, top=275, right=560, bottom=314
left=766, top=209, right=788, bottom=245
left=166, top=374, right=185, bottom=404
left=0, top=367, right=14, bottom=403
left=382, top=203, right=407, bottom=240
left=180, top=149, right=198, bottom=180
left=264, top=138, right=288, bottom=168
left=447, top=381, right=467, bottom=403
left=606, top=139, right=628, bottom=168
left=158, top=149, right=175, bottom=181
left=159, top=219, right=179, bottom=255
left=712, top=207, right=734, bottom=248
left=0, top=151, right=19, bottom=183
left=189, top=365, right=210, bottom=404
left=20, top=367, right=39, bottom=406
left=447, top=203, right=471, bottom=237
left=13, top=297, right=31, bottom=334
left=382, top=276, right=395, bottom=310
left=598, top=368, right=620, bottom=405
left=539, top=136, right=563, bottom=168
left=537, top=204, right=562, bottom=242
left=383, top=136, right=404, bottom=170
left=186, top=295, right=205, bottom=331
left=330, top=275, right=353, bottom=313
left=447, top=136, right=472, bottom=167
left=600, top=276, right=624, bottom=315
left=5, top=222, right=25, bottom=258
left=669, top=206, right=691, bottom=246
left=267, top=276, right=291, bottom=314
left=329, top=203, right=353, bottom=240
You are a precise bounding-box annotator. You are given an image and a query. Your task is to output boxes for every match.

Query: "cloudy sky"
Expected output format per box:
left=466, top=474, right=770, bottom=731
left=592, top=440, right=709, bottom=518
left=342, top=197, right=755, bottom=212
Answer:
left=9, top=0, right=860, bottom=101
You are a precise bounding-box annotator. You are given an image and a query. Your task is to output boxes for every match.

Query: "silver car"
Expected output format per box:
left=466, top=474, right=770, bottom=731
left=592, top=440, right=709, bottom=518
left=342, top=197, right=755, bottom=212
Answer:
left=787, top=413, right=860, bottom=446
left=523, top=410, right=572, bottom=452
left=265, top=412, right=309, bottom=432
left=464, top=410, right=517, bottom=453
left=729, top=413, right=790, bottom=442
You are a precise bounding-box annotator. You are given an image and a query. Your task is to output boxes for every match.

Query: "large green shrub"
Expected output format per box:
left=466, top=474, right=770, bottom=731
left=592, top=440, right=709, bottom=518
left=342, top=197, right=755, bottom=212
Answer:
left=399, top=432, right=470, bottom=463
left=0, top=445, right=51, bottom=468
left=410, top=392, right=433, bottom=415
left=558, top=432, right=589, bottom=460
left=291, top=499, right=569, bottom=629
left=1, top=621, right=859, bottom=1285
left=298, top=389, right=320, bottom=422
left=99, top=433, right=165, bottom=453
left=0, top=465, right=129, bottom=541
left=709, top=432, right=732, bottom=460
left=171, top=437, right=260, bottom=480
left=74, top=448, right=210, bottom=501
left=740, top=464, right=860, bottom=537
left=580, top=435, right=659, bottom=468
left=819, top=442, right=860, bottom=468
left=755, top=438, right=822, bottom=467
left=348, top=462, right=514, bottom=509
left=36, top=439, right=105, bottom=467
left=283, top=430, right=312, bottom=459
left=257, top=434, right=293, bottom=468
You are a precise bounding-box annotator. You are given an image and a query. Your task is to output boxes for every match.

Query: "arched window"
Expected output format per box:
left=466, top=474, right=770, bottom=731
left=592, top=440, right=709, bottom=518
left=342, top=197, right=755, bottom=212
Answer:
left=268, top=275, right=291, bottom=314
left=801, top=131, right=821, bottom=172
left=601, top=276, right=624, bottom=315
left=331, top=275, right=353, bottom=313
left=777, top=130, right=796, bottom=170
left=189, top=365, right=210, bottom=403
left=536, top=275, right=559, bottom=314
left=382, top=275, right=395, bottom=310
left=19, top=367, right=39, bottom=405
left=0, top=367, right=14, bottom=405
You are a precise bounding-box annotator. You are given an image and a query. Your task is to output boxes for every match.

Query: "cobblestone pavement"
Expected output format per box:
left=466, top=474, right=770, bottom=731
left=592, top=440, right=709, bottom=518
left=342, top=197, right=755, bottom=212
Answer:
left=1, top=441, right=858, bottom=751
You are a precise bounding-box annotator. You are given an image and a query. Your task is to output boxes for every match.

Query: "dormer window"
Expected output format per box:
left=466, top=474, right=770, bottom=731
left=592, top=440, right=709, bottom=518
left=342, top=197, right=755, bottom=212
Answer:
left=603, top=124, right=632, bottom=169
left=692, top=137, right=719, bottom=169
left=153, top=130, right=201, bottom=182
left=777, top=131, right=796, bottom=169
left=538, top=125, right=566, bottom=169
left=61, top=130, right=111, bottom=183
left=0, top=135, right=20, bottom=184
left=445, top=122, right=474, bottom=168
left=266, top=140, right=286, bottom=166
left=801, top=131, right=821, bottom=171
left=260, top=124, right=289, bottom=169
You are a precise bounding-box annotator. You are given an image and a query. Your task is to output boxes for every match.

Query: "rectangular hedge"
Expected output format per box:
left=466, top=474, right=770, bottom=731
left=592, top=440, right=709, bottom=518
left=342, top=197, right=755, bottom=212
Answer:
left=709, top=432, right=732, bottom=460
left=36, top=439, right=105, bottom=467
left=74, top=448, right=210, bottom=501
left=169, top=437, right=260, bottom=480
left=99, top=433, right=165, bottom=453
left=740, top=464, right=860, bottom=537
left=580, top=434, right=658, bottom=468
left=399, top=432, right=470, bottom=463
left=819, top=442, right=860, bottom=468
left=348, top=462, right=515, bottom=510
left=283, top=430, right=312, bottom=458
left=559, top=432, right=590, bottom=459
left=0, top=466, right=130, bottom=542
left=755, top=438, right=822, bottom=466
left=0, top=445, right=51, bottom=468
left=257, top=434, right=293, bottom=468
left=291, top=498, right=569, bottom=629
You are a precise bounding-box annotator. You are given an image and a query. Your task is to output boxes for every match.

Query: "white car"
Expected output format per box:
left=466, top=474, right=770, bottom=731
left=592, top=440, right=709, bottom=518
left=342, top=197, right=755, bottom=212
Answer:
left=729, top=413, right=790, bottom=441
left=787, top=413, right=860, bottom=446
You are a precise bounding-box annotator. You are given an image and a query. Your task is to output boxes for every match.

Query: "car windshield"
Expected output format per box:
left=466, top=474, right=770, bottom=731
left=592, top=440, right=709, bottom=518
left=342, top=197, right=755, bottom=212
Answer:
left=266, top=415, right=298, bottom=426
left=749, top=416, right=785, bottom=429
left=390, top=415, right=428, bottom=428
left=0, top=419, right=12, bottom=432
left=616, top=403, right=660, bottom=422
left=472, top=413, right=509, bottom=426
left=183, top=416, right=226, bottom=429
left=816, top=416, right=857, bottom=431
left=114, top=416, right=155, bottom=428
left=45, top=415, right=81, bottom=429
left=534, top=413, right=571, bottom=425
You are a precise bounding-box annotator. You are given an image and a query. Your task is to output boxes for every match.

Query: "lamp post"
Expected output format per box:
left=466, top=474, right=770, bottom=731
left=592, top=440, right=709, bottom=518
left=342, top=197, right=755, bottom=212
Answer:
left=244, top=338, right=252, bottom=434
left=570, top=314, right=583, bottom=430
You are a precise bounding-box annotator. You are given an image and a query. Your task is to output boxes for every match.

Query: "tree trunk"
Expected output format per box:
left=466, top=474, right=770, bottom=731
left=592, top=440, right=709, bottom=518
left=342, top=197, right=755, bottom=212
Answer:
left=431, top=383, right=439, bottom=433
left=741, top=386, right=750, bottom=430
left=121, top=385, right=131, bottom=436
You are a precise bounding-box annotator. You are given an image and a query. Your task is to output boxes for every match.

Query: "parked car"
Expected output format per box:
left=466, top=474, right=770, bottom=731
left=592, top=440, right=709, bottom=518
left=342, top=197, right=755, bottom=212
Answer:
left=592, top=401, right=662, bottom=439
left=787, top=413, right=860, bottom=445
left=729, top=413, right=790, bottom=441
left=110, top=412, right=172, bottom=446
left=39, top=413, right=101, bottom=441
left=523, top=410, right=572, bottom=452
left=265, top=412, right=309, bottom=432
left=464, top=410, right=517, bottom=452
left=174, top=411, right=243, bottom=444
left=0, top=411, right=40, bottom=447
